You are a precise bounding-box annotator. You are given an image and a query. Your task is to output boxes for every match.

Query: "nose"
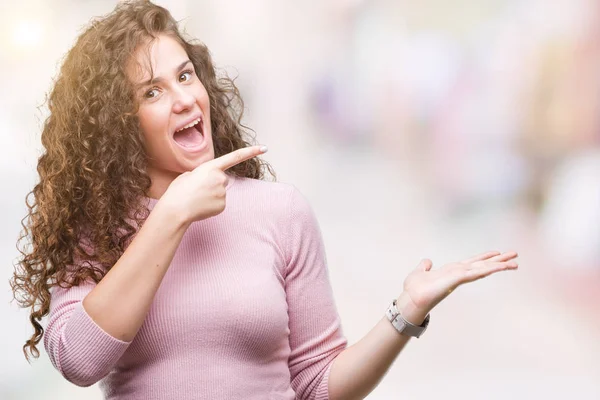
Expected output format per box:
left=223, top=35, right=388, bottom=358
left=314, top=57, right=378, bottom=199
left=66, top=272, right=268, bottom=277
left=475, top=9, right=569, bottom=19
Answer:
left=171, top=85, right=195, bottom=113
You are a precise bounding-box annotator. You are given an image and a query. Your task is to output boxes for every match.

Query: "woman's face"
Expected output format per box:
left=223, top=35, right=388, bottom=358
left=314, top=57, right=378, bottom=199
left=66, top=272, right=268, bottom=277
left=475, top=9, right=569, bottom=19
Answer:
left=127, top=34, right=214, bottom=198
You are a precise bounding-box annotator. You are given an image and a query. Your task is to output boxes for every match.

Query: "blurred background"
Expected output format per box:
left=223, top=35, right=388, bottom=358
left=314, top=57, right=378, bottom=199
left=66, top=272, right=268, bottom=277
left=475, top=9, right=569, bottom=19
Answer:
left=1, top=0, right=599, bottom=399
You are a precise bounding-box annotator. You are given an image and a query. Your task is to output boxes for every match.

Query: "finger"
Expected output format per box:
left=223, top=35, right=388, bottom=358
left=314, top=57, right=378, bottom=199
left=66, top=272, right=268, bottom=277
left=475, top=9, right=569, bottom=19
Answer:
left=464, top=261, right=518, bottom=281
left=204, top=145, right=268, bottom=171
left=461, top=251, right=501, bottom=264
left=485, top=251, right=518, bottom=263
left=417, top=259, right=433, bottom=272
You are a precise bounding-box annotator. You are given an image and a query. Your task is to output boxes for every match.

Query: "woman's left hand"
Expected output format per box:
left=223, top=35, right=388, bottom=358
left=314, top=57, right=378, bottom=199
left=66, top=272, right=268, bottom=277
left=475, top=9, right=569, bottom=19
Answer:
left=396, top=251, right=519, bottom=324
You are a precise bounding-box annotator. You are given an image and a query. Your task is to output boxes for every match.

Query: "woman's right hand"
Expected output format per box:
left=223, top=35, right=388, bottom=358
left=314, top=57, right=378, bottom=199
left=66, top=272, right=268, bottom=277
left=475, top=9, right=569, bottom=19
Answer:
left=158, top=145, right=268, bottom=225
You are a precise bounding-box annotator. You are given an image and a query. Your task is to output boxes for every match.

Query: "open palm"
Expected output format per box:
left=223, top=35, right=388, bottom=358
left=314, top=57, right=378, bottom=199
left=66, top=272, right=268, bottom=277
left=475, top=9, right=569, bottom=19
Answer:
left=402, top=251, right=519, bottom=314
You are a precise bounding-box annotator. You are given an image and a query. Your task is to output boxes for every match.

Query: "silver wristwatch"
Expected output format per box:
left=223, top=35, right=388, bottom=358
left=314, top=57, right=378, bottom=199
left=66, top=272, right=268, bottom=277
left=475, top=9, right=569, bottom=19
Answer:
left=385, top=299, right=430, bottom=338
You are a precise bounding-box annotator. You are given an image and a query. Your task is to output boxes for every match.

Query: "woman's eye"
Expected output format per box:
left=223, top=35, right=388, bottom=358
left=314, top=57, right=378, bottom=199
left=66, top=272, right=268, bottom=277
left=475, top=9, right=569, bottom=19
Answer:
left=144, top=88, right=159, bottom=99
left=179, top=70, right=193, bottom=82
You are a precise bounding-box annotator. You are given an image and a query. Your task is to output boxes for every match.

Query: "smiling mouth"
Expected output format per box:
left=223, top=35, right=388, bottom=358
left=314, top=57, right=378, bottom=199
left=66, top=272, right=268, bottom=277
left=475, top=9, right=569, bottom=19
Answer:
left=173, top=118, right=204, bottom=148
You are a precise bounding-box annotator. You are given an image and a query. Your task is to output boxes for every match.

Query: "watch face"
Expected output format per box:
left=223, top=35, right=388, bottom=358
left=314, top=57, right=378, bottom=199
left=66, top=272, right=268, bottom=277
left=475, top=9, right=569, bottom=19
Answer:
left=421, top=314, right=430, bottom=328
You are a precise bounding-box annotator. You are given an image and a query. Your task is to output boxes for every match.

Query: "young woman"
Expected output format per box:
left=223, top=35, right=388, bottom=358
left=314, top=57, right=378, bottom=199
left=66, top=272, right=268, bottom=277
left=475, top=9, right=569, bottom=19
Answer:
left=10, top=1, right=518, bottom=399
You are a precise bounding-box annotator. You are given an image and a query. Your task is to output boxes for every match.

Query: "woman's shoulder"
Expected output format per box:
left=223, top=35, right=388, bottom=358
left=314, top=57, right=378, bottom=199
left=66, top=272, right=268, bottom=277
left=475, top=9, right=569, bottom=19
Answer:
left=230, top=175, right=309, bottom=214
left=231, top=175, right=297, bottom=197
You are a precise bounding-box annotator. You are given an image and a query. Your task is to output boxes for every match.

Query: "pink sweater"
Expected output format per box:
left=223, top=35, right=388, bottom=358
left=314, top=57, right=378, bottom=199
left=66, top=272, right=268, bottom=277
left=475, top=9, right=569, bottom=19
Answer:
left=44, top=175, right=348, bottom=399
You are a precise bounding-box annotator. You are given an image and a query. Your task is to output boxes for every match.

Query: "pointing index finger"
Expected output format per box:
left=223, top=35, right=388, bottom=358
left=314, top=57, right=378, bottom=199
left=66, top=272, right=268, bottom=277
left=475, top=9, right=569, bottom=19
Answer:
left=209, top=145, right=268, bottom=171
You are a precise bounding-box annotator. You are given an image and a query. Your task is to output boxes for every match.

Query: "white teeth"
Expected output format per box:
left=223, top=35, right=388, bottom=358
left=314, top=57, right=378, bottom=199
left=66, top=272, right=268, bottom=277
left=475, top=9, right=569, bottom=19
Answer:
left=176, top=117, right=201, bottom=133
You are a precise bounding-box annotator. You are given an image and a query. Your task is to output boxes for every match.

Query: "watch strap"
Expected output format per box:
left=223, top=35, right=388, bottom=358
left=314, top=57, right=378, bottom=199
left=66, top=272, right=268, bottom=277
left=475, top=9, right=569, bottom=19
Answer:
left=386, top=298, right=430, bottom=338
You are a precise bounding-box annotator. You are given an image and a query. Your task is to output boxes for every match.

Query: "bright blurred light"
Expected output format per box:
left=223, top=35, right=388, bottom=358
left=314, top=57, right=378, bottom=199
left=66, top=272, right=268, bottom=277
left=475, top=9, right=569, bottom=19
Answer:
left=11, top=18, right=45, bottom=50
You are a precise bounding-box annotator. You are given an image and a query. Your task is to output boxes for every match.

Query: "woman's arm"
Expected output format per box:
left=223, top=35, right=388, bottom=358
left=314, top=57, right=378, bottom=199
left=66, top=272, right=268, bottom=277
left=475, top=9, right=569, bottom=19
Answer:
left=81, top=201, right=190, bottom=342
left=43, top=202, right=190, bottom=387
left=326, top=293, right=423, bottom=400
left=327, top=253, right=518, bottom=400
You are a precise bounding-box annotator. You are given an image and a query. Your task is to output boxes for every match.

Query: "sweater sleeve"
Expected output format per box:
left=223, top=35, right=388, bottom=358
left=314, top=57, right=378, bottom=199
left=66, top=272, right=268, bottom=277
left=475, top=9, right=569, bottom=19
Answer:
left=283, top=186, right=348, bottom=400
left=44, top=266, right=132, bottom=387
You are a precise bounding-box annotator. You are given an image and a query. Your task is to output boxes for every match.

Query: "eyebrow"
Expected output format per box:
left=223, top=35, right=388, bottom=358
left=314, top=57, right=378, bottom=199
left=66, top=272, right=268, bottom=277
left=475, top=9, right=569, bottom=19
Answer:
left=135, top=59, right=192, bottom=90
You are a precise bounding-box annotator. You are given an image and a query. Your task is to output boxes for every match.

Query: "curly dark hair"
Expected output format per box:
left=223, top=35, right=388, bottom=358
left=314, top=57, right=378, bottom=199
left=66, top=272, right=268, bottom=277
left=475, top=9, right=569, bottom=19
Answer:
left=10, top=0, right=275, bottom=362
